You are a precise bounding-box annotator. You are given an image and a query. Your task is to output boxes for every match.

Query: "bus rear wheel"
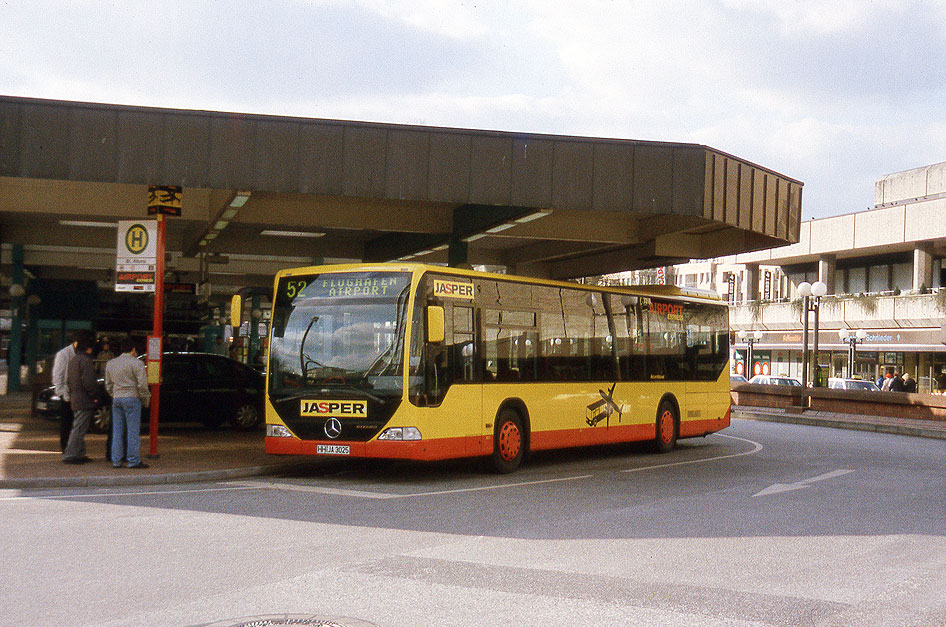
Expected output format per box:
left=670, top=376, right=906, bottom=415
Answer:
left=491, top=409, right=525, bottom=473
left=654, top=401, right=678, bottom=453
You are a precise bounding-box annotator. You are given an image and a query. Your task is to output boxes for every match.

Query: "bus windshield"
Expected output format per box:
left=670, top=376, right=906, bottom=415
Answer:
left=268, top=271, right=412, bottom=399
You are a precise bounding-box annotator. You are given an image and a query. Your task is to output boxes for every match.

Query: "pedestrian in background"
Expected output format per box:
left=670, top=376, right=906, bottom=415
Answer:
left=889, top=371, right=905, bottom=392
left=51, top=333, right=79, bottom=451
left=902, top=372, right=917, bottom=393
left=882, top=372, right=895, bottom=391
left=94, top=338, right=115, bottom=375
left=213, top=335, right=228, bottom=356
left=62, top=331, right=98, bottom=464
left=105, top=337, right=150, bottom=469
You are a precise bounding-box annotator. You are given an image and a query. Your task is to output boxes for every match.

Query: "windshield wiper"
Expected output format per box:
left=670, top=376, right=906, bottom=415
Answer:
left=299, top=315, right=321, bottom=381
left=273, top=385, right=383, bottom=404
left=361, top=283, right=411, bottom=379
left=317, top=381, right=383, bottom=404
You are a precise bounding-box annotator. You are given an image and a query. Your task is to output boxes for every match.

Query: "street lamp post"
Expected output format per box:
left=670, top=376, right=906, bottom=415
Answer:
left=839, top=328, right=868, bottom=378
left=798, top=280, right=827, bottom=407
left=737, top=329, right=764, bottom=378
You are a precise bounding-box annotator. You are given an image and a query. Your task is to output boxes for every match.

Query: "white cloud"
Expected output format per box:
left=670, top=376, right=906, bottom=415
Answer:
left=297, top=0, right=492, bottom=38
left=721, top=0, right=905, bottom=36
left=1, top=0, right=943, bottom=221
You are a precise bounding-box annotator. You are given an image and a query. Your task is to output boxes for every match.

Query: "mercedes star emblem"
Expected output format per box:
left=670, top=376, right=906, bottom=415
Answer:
left=324, top=417, right=342, bottom=439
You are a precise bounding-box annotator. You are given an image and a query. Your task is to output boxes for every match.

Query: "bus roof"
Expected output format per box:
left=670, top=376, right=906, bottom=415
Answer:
left=275, top=263, right=724, bottom=303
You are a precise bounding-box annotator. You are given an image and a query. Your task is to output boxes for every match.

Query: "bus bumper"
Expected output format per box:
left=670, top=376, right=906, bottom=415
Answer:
left=265, top=435, right=474, bottom=460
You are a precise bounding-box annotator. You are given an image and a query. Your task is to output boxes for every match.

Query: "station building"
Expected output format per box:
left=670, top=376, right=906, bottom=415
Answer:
left=0, top=96, right=803, bottom=392
left=612, top=161, right=946, bottom=392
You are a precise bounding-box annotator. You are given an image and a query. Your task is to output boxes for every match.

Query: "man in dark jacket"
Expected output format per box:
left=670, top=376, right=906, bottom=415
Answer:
left=889, top=372, right=905, bottom=392
left=902, top=372, right=918, bottom=393
left=62, top=331, right=98, bottom=464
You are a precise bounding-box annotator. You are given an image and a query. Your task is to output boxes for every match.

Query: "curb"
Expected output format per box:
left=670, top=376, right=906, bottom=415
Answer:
left=733, top=408, right=946, bottom=440
left=0, top=460, right=323, bottom=490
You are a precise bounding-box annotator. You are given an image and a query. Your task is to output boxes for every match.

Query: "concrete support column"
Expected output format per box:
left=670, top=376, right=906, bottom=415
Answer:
left=914, top=243, right=933, bottom=291
left=707, top=262, right=717, bottom=293
left=25, top=306, right=38, bottom=382
left=818, top=254, right=837, bottom=295
left=744, top=263, right=760, bottom=301
left=447, top=237, right=469, bottom=268
left=249, top=292, right=261, bottom=366
left=8, top=244, right=24, bottom=393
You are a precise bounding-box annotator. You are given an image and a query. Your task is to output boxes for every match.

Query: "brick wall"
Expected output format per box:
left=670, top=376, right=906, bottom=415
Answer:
left=732, top=384, right=946, bottom=422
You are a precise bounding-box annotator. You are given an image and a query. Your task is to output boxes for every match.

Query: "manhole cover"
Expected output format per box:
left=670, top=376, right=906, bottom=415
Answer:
left=198, top=615, right=376, bottom=627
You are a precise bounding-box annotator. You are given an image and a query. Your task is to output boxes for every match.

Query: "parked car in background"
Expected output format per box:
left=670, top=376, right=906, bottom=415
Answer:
left=34, top=353, right=264, bottom=433
left=748, top=375, right=802, bottom=387
left=828, top=377, right=881, bottom=391
left=730, top=374, right=749, bottom=386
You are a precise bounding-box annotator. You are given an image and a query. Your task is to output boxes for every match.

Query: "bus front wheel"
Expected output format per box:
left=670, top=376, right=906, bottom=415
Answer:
left=491, top=409, right=525, bottom=473
left=654, top=401, right=678, bottom=453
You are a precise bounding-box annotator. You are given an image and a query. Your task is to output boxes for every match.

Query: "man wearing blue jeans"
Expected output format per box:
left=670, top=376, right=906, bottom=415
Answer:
left=104, top=338, right=151, bottom=469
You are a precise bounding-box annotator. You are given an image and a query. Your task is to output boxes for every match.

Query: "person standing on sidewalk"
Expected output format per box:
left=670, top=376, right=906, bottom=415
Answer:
left=51, top=334, right=79, bottom=451
left=902, top=372, right=917, bottom=393
left=104, top=337, right=150, bottom=469
left=889, top=371, right=905, bottom=392
left=62, top=331, right=98, bottom=464
left=93, top=338, right=114, bottom=375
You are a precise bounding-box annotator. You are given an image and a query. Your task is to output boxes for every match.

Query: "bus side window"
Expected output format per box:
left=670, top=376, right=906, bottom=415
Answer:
left=425, top=344, right=448, bottom=403
left=453, top=306, right=475, bottom=382
left=482, top=326, right=499, bottom=382
left=423, top=304, right=475, bottom=406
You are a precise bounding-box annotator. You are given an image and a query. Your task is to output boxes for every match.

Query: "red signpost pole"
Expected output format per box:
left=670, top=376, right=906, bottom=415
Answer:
left=148, top=214, right=166, bottom=457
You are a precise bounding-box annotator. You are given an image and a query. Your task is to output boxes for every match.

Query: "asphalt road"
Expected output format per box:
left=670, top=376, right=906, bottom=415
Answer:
left=2, top=419, right=944, bottom=626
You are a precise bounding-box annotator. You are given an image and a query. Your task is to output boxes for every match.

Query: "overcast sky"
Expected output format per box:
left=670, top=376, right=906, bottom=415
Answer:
left=3, top=0, right=944, bottom=220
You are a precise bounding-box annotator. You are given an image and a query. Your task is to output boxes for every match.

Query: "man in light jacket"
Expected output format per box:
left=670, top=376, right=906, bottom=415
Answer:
left=51, top=334, right=78, bottom=451
left=104, top=337, right=151, bottom=469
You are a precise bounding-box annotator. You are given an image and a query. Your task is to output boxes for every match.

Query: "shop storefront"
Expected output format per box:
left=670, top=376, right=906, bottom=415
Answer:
left=733, top=327, right=946, bottom=392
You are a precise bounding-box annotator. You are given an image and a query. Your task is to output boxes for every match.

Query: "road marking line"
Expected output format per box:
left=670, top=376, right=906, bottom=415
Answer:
left=0, top=485, right=259, bottom=501
left=229, top=481, right=396, bottom=499
left=230, top=474, right=595, bottom=499
left=621, top=433, right=763, bottom=473
left=234, top=436, right=762, bottom=498
left=0, top=435, right=759, bottom=502
left=753, top=468, right=854, bottom=497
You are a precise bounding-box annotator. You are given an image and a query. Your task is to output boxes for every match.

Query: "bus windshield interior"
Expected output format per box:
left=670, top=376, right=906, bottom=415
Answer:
left=268, top=271, right=412, bottom=399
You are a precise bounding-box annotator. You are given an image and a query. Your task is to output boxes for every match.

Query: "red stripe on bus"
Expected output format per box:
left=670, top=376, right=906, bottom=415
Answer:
left=679, top=406, right=731, bottom=437
left=266, top=410, right=730, bottom=460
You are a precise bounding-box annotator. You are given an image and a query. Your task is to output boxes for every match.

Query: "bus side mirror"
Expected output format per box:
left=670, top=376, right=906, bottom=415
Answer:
left=427, top=306, right=445, bottom=344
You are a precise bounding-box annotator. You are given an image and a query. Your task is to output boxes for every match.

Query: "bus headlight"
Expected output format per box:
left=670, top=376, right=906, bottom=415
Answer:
left=267, top=424, right=293, bottom=438
left=377, top=427, right=422, bottom=441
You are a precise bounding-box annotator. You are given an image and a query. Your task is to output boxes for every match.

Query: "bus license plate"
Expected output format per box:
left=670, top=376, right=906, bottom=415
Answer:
left=317, top=444, right=350, bottom=455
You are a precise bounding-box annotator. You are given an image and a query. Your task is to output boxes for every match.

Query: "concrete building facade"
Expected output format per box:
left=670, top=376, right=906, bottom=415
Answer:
left=613, top=161, right=946, bottom=392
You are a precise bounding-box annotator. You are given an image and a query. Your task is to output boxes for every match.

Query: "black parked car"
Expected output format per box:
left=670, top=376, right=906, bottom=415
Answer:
left=35, top=353, right=264, bottom=433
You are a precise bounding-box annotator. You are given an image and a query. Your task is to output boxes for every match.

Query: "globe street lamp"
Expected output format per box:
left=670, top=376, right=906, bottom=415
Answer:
left=798, top=280, right=828, bottom=407
left=737, top=329, right=764, bottom=377
left=839, top=328, right=868, bottom=378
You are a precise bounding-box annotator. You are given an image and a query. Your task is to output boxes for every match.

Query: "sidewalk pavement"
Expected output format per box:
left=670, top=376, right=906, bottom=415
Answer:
left=2, top=391, right=944, bottom=490
left=0, top=392, right=320, bottom=490
left=732, top=405, right=946, bottom=440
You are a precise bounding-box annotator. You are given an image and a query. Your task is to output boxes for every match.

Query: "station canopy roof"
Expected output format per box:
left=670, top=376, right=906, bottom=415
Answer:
left=0, top=96, right=802, bottom=297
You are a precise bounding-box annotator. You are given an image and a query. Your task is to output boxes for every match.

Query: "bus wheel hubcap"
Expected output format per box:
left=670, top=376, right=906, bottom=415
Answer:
left=660, top=411, right=674, bottom=443
left=499, top=421, right=521, bottom=461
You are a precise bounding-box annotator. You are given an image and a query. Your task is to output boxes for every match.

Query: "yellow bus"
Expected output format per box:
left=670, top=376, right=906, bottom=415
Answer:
left=264, top=263, right=731, bottom=472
